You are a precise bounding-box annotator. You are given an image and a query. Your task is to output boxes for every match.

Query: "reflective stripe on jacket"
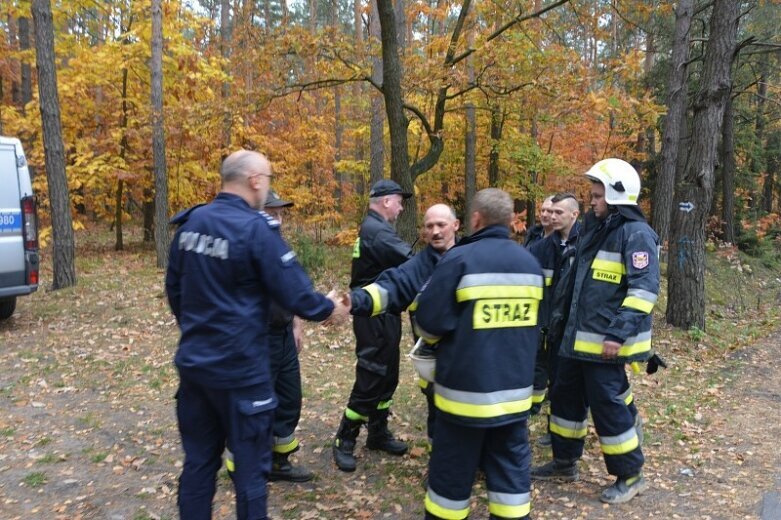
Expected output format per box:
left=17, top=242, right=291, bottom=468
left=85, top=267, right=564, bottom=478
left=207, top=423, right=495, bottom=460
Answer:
left=351, top=244, right=442, bottom=317
left=414, top=225, right=542, bottom=426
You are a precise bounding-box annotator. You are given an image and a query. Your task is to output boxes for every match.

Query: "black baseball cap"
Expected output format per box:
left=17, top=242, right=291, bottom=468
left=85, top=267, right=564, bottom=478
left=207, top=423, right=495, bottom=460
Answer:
left=265, top=189, right=294, bottom=208
left=369, top=179, right=413, bottom=199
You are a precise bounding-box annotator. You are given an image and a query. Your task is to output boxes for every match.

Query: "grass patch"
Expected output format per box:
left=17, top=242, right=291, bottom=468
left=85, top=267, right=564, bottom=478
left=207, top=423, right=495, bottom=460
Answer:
left=0, top=426, right=15, bottom=437
left=35, top=453, right=59, bottom=464
left=22, top=472, right=47, bottom=487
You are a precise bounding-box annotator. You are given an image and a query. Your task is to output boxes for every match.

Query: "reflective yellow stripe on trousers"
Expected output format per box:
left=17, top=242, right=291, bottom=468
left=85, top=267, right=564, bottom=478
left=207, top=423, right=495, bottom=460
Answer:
left=600, top=426, right=639, bottom=455
left=488, top=491, right=531, bottom=519
left=425, top=488, right=470, bottom=519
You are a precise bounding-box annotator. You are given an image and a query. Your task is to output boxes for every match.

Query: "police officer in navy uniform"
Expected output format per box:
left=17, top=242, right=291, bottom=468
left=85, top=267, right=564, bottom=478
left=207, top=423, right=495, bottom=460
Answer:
left=261, top=190, right=313, bottom=482
left=166, top=150, right=349, bottom=520
left=333, top=179, right=413, bottom=472
left=531, top=158, right=660, bottom=505
left=350, top=204, right=460, bottom=448
left=415, top=188, right=543, bottom=520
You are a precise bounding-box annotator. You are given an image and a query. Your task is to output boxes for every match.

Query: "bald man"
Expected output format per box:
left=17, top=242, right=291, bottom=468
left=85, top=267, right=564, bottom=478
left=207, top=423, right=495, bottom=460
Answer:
left=166, top=150, right=349, bottom=520
left=334, top=204, right=460, bottom=471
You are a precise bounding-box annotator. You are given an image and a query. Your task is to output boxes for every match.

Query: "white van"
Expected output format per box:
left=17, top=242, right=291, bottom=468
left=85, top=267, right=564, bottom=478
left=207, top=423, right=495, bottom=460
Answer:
left=0, top=136, right=39, bottom=320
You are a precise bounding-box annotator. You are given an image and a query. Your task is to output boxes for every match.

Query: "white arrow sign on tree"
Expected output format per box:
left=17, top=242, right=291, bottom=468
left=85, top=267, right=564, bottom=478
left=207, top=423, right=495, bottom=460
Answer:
left=678, top=201, right=695, bottom=213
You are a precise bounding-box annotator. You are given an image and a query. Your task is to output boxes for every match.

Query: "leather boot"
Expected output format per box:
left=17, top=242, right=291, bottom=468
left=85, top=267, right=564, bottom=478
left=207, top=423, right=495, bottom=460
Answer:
left=530, top=458, right=580, bottom=482
left=332, top=415, right=362, bottom=472
left=270, top=451, right=314, bottom=482
left=366, top=410, right=407, bottom=455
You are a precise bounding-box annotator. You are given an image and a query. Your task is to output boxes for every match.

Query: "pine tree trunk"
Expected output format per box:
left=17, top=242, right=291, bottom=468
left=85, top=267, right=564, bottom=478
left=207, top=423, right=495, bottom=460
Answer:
left=652, top=0, right=693, bottom=247
left=31, top=0, right=76, bottom=289
left=464, top=29, right=476, bottom=232
left=368, top=0, right=384, bottom=189
left=377, top=0, right=415, bottom=243
left=220, top=0, right=232, bottom=150
left=151, top=0, right=170, bottom=268
left=19, top=17, right=33, bottom=111
left=721, top=95, right=736, bottom=244
left=765, top=131, right=780, bottom=215
left=488, top=104, right=503, bottom=187
left=667, top=0, right=739, bottom=330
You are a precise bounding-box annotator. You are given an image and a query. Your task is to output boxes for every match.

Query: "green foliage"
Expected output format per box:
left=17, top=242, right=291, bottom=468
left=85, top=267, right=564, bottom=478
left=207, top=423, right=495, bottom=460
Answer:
left=22, top=472, right=47, bottom=488
left=289, top=234, right=327, bottom=274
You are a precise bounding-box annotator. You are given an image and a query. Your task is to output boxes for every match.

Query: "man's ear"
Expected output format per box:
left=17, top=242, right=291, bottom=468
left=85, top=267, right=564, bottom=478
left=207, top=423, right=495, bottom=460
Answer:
left=453, top=219, right=461, bottom=231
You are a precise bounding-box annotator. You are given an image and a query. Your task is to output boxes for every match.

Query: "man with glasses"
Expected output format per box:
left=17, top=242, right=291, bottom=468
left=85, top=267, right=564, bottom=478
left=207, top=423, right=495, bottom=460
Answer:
left=166, top=150, right=349, bottom=519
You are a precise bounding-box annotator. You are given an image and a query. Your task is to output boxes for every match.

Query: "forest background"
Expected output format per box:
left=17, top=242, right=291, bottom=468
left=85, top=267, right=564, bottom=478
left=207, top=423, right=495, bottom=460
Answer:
left=1, top=0, right=781, bottom=329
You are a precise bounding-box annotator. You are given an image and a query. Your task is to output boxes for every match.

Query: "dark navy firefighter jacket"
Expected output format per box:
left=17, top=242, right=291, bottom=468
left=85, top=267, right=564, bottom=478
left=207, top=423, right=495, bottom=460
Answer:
left=414, top=225, right=543, bottom=427
left=554, top=207, right=659, bottom=364
left=350, top=210, right=413, bottom=290
left=165, top=193, right=334, bottom=391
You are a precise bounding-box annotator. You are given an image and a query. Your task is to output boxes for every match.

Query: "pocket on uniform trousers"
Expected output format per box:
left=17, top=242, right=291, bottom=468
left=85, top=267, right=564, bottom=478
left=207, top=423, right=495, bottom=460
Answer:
left=237, top=397, right=277, bottom=440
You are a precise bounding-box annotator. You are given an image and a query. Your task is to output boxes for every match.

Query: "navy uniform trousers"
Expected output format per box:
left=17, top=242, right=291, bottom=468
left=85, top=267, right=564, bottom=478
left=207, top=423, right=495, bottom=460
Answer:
left=550, top=356, right=642, bottom=477
left=426, top=415, right=531, bottom=520
left=268, top=322, right=303, bottom=454
left=176, top=374, right=274, bottom=520
left=347, top=313, right=402, bottom=417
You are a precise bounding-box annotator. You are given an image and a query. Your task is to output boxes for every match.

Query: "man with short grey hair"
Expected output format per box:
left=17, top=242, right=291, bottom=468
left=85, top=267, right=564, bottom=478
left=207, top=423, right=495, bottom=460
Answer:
left=333, top=179, right=414, bottom=472
left=415, top=188, right=543, bottom=520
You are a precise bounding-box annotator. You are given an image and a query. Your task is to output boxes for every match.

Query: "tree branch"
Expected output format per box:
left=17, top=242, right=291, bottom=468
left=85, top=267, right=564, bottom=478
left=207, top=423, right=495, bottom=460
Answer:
left=448, top=0, right=571, bottom=67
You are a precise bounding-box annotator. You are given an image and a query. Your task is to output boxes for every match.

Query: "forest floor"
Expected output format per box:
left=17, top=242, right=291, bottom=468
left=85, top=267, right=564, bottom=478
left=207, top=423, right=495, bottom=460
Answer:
left=1, top=227, right=781, bottom=520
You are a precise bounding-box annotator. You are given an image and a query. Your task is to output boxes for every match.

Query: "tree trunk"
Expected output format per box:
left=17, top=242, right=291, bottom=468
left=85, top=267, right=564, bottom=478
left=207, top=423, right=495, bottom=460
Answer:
left=526, top=116, right=539, bottom=231
left=667, top=0, right=739, bottom=330
left=464, top=28, right=476, bottom=232
left=151, top=0, right=170, bottom=268
left=652, top=0, right=693, bottom=247
left=368, top=0, right=385, bottom=190
left=757, top=54, right=771, bottom=214
left=332, top=0, right=344, bottom=203
left=721, top=95, right=736, bottom=244
left=19, top=17, right=33, bottom=112
left=220, top=0, right=232, bottom=150
left=31, top=0, right=76, bottom=289
left=488, top=104, right=503, bottom=187
left=143, top=187, right=154, bottom=242
left=353, top=0, right=365, bottom=169
left=115, top=65, right=130, bottom=251
left=376, top=0, right=415, bottom=242
left=764, top=131, right=780, bottom=215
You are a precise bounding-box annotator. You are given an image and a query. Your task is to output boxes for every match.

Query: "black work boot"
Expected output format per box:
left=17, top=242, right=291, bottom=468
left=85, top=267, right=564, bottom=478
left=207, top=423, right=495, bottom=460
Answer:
left=333, top=415, right=362, bottom=472
left=270, top=452, right=314, bottom=482
left=366, top=410, right=408, bottom=455
left=530, top=459, right=580, bottom=482
left=600, top=473, right=648, bottom=504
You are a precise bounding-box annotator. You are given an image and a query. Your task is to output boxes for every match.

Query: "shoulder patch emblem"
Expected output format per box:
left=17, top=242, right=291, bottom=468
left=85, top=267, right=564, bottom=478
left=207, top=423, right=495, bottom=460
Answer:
left=632, top=251, right=649, bottom=270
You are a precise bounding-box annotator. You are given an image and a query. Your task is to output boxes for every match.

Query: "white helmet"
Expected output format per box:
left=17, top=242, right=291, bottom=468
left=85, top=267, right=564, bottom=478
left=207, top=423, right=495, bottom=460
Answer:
left=585, top=158, right=641, bottom=206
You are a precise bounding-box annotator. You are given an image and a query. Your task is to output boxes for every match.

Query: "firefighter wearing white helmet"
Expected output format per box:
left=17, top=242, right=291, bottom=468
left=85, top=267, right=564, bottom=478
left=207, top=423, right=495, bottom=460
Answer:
left=531, top=158, right=660, bottom=505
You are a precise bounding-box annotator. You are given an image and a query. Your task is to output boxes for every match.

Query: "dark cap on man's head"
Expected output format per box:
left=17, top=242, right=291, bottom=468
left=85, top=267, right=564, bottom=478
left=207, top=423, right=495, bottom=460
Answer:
left=369, top=179, right=413, bottom=199
left=265, top=189, right=294, bottom=208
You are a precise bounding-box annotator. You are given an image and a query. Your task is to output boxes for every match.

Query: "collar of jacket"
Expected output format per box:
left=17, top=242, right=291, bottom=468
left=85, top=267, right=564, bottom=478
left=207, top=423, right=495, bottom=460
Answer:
left=215, top=191, right=254, bottom=209
left=367, top=208, right=392, bottom=226
left=463, top=224, right=511, bottom=245
left=615, top=204, right=648, bottom=222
